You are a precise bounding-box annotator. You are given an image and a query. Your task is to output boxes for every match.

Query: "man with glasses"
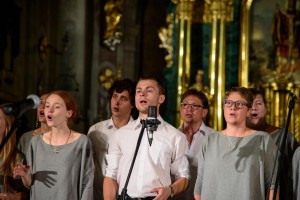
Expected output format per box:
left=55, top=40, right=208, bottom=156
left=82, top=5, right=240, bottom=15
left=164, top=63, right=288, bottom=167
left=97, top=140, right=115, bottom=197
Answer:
left=176, top=89, right=214, bottom=200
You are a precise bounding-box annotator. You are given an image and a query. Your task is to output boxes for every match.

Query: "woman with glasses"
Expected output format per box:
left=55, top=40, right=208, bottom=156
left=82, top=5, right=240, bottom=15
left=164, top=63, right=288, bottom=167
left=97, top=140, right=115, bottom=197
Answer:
left=194, top=87, right=279, bottom=200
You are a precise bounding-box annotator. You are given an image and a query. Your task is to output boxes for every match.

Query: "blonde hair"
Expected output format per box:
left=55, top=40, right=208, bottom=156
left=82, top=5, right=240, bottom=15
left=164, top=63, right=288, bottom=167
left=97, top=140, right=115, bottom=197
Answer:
left=0, top=104, right=23, bottom=188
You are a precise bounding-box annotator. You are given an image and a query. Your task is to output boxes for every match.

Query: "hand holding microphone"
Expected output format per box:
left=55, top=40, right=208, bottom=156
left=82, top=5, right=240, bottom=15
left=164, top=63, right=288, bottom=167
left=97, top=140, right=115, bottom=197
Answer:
left=146, top=106, right=161, bottom=146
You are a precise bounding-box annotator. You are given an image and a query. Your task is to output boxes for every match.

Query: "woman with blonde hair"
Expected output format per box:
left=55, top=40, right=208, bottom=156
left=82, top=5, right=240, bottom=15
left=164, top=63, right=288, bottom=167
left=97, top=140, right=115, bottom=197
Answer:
left=0, top=104, right=27, bottom=199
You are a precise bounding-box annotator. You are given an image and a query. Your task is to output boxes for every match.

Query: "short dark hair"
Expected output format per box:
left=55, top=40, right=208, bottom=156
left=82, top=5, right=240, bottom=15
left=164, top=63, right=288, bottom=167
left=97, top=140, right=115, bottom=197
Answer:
left=138, top=76, right=166, bottom=95
left=248, top=88, right=266, bottom=104
left=108, top=78, right=136, bottom=106
left=181, top=89, right=209, bottom=109
left=224, top=87, right=253, bottom=108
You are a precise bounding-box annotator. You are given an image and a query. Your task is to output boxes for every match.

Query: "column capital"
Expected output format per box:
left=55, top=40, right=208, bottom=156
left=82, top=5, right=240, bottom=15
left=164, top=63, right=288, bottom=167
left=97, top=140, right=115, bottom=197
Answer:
left=203, top=0, right=234, bottom=22
left=173, top=0, right=196, bottom=21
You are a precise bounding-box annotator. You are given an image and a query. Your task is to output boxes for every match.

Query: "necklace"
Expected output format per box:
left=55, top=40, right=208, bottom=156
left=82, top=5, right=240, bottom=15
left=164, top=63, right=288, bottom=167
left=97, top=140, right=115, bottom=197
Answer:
left=50, top=130, right=72, bottom=154
left=223, top=131, right=241, bottom=149
left=225, top=136, right=235, bottom=149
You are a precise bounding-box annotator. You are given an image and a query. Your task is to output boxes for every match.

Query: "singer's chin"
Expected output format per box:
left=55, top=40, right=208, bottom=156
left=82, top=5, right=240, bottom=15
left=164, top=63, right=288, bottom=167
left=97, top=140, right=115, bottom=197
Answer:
left=137, top=107, right=148, bottom=114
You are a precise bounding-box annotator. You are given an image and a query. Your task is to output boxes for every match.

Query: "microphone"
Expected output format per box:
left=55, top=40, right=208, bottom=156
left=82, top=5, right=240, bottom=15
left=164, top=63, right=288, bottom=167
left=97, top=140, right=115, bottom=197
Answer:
left=3, top=94, right=40, bottom=117
left=146, top=106, right=161, bottom=146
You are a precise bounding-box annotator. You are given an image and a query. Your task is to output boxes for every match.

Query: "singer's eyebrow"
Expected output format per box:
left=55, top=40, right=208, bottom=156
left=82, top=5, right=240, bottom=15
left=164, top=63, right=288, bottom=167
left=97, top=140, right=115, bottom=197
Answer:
left=45, top=102, right=65, bottom=107
left=140, top=86, right=155, bottom=90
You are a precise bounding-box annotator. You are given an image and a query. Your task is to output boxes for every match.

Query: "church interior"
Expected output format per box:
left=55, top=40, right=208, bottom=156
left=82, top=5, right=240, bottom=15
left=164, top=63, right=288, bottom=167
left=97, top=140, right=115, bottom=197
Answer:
left=0, top=0, right=299, bottom=142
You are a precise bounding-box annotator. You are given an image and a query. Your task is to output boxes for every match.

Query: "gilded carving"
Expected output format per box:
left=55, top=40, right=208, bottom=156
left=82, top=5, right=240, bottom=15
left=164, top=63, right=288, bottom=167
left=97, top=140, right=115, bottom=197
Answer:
left=203, top=0, right=233, bottom=22
left=98, top=68, right=116, bottom=90
left=103, top=0, right=124, bottom=51
left=158, top=13, right=175, bottom=68
left=173, top=0, right=195, bottom=21
left=239, top=0, right=300, bottom=142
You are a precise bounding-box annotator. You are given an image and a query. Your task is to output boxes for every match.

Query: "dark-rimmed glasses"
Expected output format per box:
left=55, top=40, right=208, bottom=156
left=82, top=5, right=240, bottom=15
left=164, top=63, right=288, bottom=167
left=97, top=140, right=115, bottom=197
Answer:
left=223, top=100, right=248, bottom=109
left=180, top=103, right=203, bottom=110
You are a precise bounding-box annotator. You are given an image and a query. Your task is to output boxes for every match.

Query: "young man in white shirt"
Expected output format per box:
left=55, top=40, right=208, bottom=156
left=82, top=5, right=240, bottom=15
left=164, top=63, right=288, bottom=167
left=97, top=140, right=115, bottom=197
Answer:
left=88, top=78, right=136, bottom=200
left=104, top=76, right=190, bottom=200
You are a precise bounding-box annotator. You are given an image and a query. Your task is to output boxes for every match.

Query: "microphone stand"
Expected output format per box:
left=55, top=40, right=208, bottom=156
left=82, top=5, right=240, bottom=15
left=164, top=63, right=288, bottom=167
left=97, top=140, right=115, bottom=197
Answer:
left=120, top=120, right=147, bottom=200
left=0, top=115, right=22, bottom=152
left=269, top=94, right=297, bottom=200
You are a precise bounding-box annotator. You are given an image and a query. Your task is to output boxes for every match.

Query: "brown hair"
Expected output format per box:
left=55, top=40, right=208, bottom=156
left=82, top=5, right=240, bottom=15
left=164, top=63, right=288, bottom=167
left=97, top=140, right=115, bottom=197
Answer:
left=181, top=89, right=209, bottom=109
left=224, top=87, right=253, bottom=108
left=108, top=78, right=136, bottom=106
left=248, top=88, right=266, bottom=104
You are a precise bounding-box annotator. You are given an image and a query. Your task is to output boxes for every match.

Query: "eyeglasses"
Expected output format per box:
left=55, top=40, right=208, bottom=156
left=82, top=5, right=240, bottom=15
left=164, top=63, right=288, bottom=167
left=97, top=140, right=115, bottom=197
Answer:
left=180, top=103, right=203, bottom=110
left=223, top=100, right=248, bottom=109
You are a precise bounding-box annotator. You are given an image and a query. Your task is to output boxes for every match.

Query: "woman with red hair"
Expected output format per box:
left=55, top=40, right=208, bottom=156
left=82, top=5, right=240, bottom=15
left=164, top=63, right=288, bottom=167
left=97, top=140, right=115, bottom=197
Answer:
left=14, top=90, right=94, bottom=200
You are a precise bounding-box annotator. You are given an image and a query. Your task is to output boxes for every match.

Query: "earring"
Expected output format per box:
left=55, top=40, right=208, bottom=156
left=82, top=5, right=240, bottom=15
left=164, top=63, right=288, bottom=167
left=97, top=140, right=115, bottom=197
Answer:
left=35, top=115, right=39, bottom=128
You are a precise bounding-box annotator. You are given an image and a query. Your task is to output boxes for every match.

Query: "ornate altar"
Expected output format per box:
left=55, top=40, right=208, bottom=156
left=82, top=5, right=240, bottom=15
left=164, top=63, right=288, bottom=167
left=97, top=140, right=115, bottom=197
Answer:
left=160, top=0, right=300, bottom=142
left=239, top=0, right=300, bottom=142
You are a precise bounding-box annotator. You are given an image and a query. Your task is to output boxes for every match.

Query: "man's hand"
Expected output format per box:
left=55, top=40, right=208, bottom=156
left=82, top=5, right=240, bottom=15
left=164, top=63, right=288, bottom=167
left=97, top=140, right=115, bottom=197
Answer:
left=150, top=186, right=171, bottom=200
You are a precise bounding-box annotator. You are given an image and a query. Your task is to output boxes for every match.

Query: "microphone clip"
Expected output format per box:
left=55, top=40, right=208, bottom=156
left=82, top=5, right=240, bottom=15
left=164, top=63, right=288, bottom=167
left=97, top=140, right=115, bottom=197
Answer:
left=145, top=118, right=161, bottom=146
left=146, top=118, right=161, bottom=131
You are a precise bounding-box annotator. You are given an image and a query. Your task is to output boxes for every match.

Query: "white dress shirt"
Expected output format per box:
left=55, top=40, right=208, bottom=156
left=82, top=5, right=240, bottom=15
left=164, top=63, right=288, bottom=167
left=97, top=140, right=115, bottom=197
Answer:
left=88, top=117, right=133, bottom=200
left=105, top=116, right=190, bottom=198
left=177, top=122, right=214, bottom=200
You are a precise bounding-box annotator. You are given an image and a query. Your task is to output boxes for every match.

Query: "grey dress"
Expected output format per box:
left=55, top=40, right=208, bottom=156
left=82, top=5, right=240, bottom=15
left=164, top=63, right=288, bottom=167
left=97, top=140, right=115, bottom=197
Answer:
left=270, top=129, right=299, bottom=200
left=27, top=134, right=94, bottom=200
left=194, top=131, right=278, bottom=200
left=18, top=130, right=34, bottom=155
left=292, top=146, right=300, bottom=200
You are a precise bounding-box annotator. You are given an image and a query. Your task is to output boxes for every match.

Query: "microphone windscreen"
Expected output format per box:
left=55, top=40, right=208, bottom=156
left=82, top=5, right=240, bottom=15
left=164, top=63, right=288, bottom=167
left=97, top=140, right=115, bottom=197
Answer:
left=27, top=94, right=40, bottom=109
left=148, top=106, right=157, bottom=119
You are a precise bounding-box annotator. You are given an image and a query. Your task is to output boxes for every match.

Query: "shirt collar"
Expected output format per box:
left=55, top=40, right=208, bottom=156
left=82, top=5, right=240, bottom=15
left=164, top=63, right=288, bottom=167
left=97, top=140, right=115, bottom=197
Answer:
left=178, top=122, right=207, bottom=136
left=108, top=116, right=134, bottom=129
left=107, top=118, right=115, bottom=129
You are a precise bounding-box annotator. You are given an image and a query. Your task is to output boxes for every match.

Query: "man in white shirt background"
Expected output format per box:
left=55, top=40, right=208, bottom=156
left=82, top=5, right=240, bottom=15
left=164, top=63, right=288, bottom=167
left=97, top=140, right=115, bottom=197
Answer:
left=88, top=78, right=136, bottom=200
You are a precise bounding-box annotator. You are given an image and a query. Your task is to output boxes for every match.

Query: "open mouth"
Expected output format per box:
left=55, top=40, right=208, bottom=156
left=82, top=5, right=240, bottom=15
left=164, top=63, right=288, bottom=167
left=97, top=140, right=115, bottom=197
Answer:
left=47, top=115, right=53, bottom=121
left=113, top=106, right=119, bottom=112
left=185, top=113, right=192, bottom=117
left=251, top=113, right=258, bottom=118
left=229, top=112, right=236, bottom=116
left=139, top=100, right=147, bottom=105
left=39, top=111, right=45, bottom=116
